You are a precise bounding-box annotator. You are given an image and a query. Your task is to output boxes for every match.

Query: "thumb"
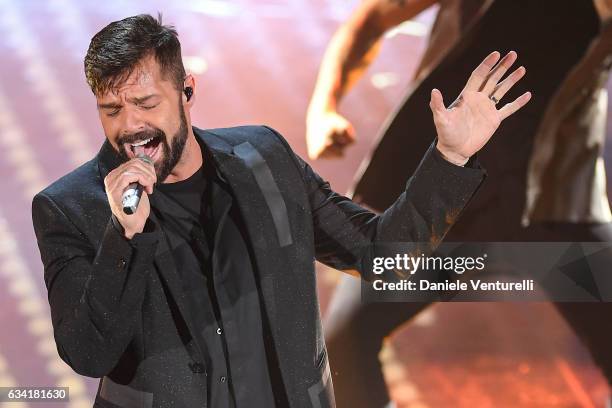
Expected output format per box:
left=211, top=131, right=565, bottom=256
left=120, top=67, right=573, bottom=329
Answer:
left=429, top=88, right=446, bottom=113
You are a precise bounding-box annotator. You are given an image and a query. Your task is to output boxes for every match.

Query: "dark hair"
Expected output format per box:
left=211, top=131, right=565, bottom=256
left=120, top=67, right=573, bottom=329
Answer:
left=84, top=13, right=186, bottom=96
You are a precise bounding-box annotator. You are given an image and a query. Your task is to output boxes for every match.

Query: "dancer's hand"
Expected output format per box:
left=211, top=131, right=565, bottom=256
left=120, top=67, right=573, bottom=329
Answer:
left=430, top=51, right=532, bottom=166
left=306, top=110, right=356, bottom=159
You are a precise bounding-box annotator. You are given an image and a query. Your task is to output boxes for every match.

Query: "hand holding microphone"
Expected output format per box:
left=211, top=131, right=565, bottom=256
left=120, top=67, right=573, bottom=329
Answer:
left=104, top=146, right=156, bottom=239
left=122, top=153, right=154, bottom=215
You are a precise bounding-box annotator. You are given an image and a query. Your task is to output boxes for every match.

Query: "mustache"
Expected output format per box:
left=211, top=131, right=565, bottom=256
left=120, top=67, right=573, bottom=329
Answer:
left=117, top=127, right=165, bottom=146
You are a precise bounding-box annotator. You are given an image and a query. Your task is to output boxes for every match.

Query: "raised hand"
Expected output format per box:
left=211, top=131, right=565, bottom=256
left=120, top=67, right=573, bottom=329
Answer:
left=430, top=51, right=532, bottom=166
left=306, top=110, right=356, bottom=159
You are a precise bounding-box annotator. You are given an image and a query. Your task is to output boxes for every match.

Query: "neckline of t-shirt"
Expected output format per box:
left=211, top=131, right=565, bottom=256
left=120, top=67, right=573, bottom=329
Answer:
left=157, top=162, right=207, bottom=192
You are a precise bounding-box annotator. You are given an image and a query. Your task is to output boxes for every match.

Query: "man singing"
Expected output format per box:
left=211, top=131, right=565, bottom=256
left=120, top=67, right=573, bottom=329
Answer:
left=31, top=14, right=529, bottom=408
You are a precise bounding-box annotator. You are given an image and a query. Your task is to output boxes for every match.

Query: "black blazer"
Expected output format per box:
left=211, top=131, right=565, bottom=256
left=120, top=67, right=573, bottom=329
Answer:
left=32, top=125, right=486, bottom=408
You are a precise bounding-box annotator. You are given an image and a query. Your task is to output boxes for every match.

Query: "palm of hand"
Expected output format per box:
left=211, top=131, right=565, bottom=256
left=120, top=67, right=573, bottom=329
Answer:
left=430, top=51, right=532, bottom=164
left=435, top=91, right=501, bottom=159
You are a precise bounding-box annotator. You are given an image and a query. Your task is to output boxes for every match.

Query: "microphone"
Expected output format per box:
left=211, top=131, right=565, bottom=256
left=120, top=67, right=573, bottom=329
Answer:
left=122, top=153, right=153, bottom=215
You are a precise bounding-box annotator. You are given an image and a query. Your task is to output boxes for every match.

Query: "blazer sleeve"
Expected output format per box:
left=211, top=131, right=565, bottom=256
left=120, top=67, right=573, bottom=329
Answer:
left=264, top=126, right=487, bottom=281
left=31, top=192, right=159, bottom=378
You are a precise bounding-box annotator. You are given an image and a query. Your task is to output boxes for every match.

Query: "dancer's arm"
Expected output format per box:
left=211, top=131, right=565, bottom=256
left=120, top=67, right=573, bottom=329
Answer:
left=306, top=0, right=438, bottom=159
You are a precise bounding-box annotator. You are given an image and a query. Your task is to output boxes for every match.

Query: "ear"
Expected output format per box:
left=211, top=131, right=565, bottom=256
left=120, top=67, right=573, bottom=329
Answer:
left=182, top=73, right=196, bottom=106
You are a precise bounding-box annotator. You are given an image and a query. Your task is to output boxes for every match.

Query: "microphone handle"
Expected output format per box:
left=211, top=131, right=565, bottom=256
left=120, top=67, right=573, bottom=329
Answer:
left=121, top=153, right=152, bottom=215
left=122, top=182, right=144, bottom=215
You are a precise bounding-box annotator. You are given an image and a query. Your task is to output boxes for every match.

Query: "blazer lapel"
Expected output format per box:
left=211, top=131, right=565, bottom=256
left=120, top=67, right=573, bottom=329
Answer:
left=196, top=129, right=287, bottom=331
left=199, top=132, right=274, bottom=252
left=199, top=128, right=314, bottom=405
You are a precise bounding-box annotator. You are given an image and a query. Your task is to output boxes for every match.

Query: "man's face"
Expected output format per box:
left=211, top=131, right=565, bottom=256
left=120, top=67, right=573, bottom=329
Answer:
left=96, top=54, right=188, bottom=183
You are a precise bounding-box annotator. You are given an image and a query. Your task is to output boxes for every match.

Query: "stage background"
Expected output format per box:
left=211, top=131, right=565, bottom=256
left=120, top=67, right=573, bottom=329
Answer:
left=0, top=0, right=610, bottom=406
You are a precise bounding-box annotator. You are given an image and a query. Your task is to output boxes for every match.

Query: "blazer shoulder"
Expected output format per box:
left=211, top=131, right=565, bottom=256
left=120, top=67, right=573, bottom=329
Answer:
left=34, top=157, right=102, bottom=207
left=197, top=123, right=307, bottom=185
left=199, top=124, right=291, bottom=150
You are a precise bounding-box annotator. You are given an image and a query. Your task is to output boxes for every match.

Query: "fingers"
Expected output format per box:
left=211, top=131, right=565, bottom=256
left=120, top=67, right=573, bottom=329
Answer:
left=126, top=164, right=156, bottom=191
left=122, top=160, right=156, bottom=192
left=498, top=91, right=532, bottom=120
left=481, top=51, right=517, bottom=94
left=430, top=88, right=446, bottom=112
left=462, top=51, right=500, bottom=93
left=331, top=126, right=355, bottom=147
left=490, top=65, right=526, bottom=101
left=113, top=157, right=156, bottom=180
left=106, top=159, right=157, bottom=195
left=112, top=169, right=155, bottom=195
left=319, top=143, right=345, bottom=158
left=318, top=135, right=352, bottom=159
left=308, top=139, right=344, bottom=160
left=308, top=119, right=355, bottom=159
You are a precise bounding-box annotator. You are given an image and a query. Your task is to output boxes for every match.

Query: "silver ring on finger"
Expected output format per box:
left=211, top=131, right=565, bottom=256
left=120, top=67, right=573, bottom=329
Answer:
left=489, top=95, right=499, bottom=105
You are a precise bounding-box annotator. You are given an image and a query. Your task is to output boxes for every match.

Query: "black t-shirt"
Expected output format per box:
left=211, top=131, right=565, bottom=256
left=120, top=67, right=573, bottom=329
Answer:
left=151, top=153, right=277, bottom=407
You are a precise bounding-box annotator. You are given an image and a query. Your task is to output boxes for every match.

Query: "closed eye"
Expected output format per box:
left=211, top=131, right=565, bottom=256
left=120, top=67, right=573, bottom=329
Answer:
left=141, top=103, right=159, bottom=110
left=107, top=108, right=121, bottom=117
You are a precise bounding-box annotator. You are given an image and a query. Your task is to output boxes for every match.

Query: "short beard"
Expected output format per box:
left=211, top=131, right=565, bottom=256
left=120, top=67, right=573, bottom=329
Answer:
left=116, top=98, right=189, bottom=183
left=157, top=101, right=188, bottom=183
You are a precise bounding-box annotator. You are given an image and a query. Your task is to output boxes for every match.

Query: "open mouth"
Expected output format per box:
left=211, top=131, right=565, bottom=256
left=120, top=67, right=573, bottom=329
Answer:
left=127, top=136, right=162, bottom=160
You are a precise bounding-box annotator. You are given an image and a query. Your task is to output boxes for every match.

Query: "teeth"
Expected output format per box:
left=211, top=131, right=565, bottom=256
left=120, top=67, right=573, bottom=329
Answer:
left=130, top=137, right=153, bottom=147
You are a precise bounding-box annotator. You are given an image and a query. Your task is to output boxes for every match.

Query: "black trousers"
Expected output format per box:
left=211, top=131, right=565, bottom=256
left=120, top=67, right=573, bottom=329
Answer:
left=325, top=222, right=612, bottom=408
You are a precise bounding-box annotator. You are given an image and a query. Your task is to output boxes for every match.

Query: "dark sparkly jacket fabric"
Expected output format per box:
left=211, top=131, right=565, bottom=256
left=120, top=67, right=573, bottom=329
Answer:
left=32, top=125, right=486, bottom=408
